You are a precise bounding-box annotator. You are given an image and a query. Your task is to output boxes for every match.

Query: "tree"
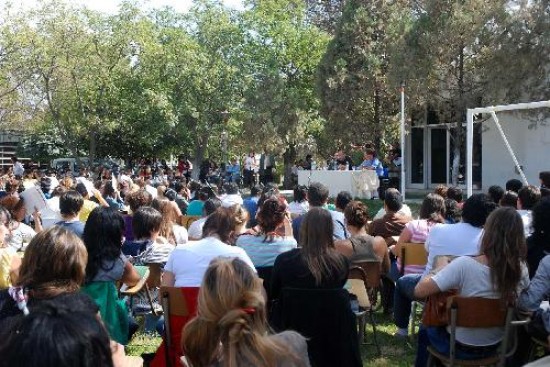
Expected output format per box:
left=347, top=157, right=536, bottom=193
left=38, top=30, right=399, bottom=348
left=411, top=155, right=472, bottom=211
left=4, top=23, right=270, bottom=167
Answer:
left=240, top=0, right=330, bottom=188
left=317, top=0, right=410, bottom=151
left=392, top=0, right=510, bottom=184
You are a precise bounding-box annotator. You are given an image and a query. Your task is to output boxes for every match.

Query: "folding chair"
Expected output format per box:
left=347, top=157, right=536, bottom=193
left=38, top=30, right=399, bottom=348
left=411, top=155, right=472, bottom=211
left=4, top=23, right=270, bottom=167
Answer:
left=396, top=242, right=428, bottom=335
left=148, top=286, right=200, bottom=367
left=426, top=296, right=527, bottom=367
left=120, top=264, right=162, bottom=316
left=348, top=265, right=381, bottom=355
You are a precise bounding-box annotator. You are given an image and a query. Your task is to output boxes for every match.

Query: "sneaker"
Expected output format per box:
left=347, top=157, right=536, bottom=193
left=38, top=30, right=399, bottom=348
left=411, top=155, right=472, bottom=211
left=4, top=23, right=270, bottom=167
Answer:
left=394, top=329, right=408, bottom=339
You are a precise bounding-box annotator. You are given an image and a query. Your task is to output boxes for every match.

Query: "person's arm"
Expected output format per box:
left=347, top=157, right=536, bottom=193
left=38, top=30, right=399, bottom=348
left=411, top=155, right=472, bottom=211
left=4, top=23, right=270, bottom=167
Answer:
left=334, top=239, right=354, bottom=258
left=121, top=261, right=141, bottom=287
left=415, top=257, right=463, bottom=299
left=373, top=235, right=390, bottom=272
left=162, top=271, right=176, bottom=286
left=414, top=276, right=441, bottom=299
left=9, top=254, right=22, bottom=285
left=92, top=188, right=110, bottom=208
left=519, top=257, right=550, bottom=312
left=32, top=208, right=43, bottom=233
left=391, top=227, right=413, bottom=256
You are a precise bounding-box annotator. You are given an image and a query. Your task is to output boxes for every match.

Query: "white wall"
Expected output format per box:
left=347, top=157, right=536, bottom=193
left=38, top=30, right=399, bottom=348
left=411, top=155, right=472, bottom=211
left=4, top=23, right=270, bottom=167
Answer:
left=481, top=112, right=550, bottom=190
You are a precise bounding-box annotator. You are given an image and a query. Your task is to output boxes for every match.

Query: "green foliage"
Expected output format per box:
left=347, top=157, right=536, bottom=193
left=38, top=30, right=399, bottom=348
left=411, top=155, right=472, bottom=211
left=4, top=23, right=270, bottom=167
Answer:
left=317, top=0, right=411, bottom=151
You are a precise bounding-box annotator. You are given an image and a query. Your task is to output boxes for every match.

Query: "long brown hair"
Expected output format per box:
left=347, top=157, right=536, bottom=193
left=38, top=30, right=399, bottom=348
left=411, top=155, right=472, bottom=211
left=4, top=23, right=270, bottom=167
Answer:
left=419, top=193, right=446, bottom=223
left=479, top=207, right=526, bottom=302
left=16, top=226, right=88, bottom=299
left=182, top=258, right=302, bottom=367
left=299, top=208, right=348, bottom=285
left=152, top=199, right=177, bottom=244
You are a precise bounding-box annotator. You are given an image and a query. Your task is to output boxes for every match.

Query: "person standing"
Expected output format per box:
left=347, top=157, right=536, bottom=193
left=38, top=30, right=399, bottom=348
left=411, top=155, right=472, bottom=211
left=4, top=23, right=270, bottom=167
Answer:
left=260, top=151, right=275, bottom=185
left=11, top=156, right=24, bottom=179
left=243, top=151, right=257, bottom=188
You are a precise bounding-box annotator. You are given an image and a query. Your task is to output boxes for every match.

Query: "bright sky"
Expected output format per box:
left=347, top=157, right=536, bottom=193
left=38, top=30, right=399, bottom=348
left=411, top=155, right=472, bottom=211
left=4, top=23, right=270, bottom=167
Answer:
left=17, top=0, right=244, bottom=14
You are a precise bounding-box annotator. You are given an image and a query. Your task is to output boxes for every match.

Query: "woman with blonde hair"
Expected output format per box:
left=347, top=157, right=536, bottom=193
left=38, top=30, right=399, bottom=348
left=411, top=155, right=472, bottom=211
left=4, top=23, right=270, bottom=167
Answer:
left=182, top=257, right=309, bottom=367
left=152, top=199, right=187, bottom=245
left=0, top=207, right=20, bottom=289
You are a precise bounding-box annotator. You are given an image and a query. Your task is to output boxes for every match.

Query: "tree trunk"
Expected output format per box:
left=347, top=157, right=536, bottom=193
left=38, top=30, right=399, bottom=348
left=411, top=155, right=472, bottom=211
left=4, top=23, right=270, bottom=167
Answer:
left=374, top=82, right=382, bottom=148
left=452, top=44, right=466, bottom=185
left=89, top=129, right=97, bottom=165
left=282, top=143, right=297, bottom=189
left=192, top=136, right=207, bottom=180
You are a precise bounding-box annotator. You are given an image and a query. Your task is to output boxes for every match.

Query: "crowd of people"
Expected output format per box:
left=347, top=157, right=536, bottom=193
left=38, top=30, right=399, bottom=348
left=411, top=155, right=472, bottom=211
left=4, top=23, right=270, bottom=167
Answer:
left=1, top=150, right=550, bottom=366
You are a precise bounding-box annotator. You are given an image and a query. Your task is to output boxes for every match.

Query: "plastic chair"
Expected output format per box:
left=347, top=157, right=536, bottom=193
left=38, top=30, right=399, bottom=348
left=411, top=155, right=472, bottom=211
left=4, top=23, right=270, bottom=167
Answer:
left=149, top=286, right=200, bottom=367
left=426, top=296, right=526, bottom=367
left=348, top=265, right=381, bottom=355
left=272, top=287, right=362, bottom=367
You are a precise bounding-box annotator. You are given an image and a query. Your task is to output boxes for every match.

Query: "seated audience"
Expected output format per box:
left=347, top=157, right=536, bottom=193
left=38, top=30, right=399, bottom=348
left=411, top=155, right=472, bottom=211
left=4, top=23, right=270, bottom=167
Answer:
left=172, top=180, right=190, bottom=215
left=237, top=196, right=296, bottom=268
left=506, top=178, right=523, bottom=193
left=368, top=188, right=411, bottom=243
left=526, top=198, right=550, bottom=278
left=332, top=191, right=353, bottom=237
left=152, top=199, right=188, bottom=245
left=0, top=196, right=41, bottom=251
left=0, top=227, right=95, bottom=328
left=488, top=185, right=505, bottom=205
left=221, top=182, right=243, bottom=208
left=56, top=190, right=86, bottom=238
left=288, top=185, right=309, bottom=218
left=103, top=181, right=124, bottom=211
left=186, top=187, right=209, bottom=216
left=335, top=201, right=386, bottom=267
left=444, top=198, right=461, bottom=224
left=188, top=198, right=222, bottom=241
left=433, top=185, right=448, bottom=199
left=500, top=190, right=519, bottom=207
left=414, top=207, right=529, bottom=365
left=446, top=186, right=463, bottom=208
left=162, top=206, right=254, bottom=288
left=272, top=207, right=349, bottom=301
left=517, top=185, right=541, bottom=237
left=393, top=193, right=497, bottom=338
left=75, top=182, right=99, bottom=222
left=123, top=189, right=153, bottom=242
left=182, top=257, right=310, bottom=367
left=243, top=185, right=261, bottom=227
left=390, top=194, right=446, bottom=281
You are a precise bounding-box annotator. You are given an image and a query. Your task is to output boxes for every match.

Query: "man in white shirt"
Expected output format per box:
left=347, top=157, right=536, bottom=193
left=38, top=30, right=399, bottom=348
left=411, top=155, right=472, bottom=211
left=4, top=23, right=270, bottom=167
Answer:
left=517, top=185, right=541, bottom=237
left=393, top=193, right=497, bottom=337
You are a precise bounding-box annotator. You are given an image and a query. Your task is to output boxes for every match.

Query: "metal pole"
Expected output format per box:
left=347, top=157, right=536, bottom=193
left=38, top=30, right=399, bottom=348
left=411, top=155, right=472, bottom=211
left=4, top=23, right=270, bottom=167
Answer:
left=400, top=82, right=406, bottom=201
left=466, top=109, right=474, bottom=197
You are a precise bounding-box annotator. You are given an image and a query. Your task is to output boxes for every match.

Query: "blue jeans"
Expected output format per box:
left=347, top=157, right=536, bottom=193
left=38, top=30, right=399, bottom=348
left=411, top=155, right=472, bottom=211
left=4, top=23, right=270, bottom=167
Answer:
left=415, top=326, right=499, bottom=367
left=393, top=273, right=422, bottom=329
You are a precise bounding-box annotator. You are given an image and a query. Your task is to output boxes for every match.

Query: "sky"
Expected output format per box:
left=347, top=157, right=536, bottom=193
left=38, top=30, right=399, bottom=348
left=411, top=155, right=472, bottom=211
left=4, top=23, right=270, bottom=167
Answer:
left=15, top=0, right=244, bottom=14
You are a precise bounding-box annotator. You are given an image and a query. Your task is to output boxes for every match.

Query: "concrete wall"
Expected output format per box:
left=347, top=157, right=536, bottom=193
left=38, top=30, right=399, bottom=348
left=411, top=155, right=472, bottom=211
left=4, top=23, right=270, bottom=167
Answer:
left=481, top=112, right=550, bottom=190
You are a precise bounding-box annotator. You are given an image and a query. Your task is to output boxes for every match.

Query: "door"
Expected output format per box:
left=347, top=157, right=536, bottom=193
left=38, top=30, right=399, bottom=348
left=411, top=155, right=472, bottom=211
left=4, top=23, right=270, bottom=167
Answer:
left=429, top=128, right=448, bottom=186
left=408, top=127, right=426, bottom=188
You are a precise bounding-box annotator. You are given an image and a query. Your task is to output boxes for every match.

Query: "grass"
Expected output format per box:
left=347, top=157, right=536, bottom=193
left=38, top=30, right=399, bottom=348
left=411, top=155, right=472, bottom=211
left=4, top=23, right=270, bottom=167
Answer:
left=126, top=304, right=419, bottom=366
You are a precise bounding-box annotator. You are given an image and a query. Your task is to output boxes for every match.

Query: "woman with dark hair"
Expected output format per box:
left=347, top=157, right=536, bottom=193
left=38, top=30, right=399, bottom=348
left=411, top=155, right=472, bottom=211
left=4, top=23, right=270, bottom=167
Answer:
left=414, top=207, right=529, bottom=364
left=102, top=180, right=124, bottom=211
left=271, top=208, right=349, bottom=301
left=335, top=201, right=387, bottom=266
left=83, top=207, right=141, bottom=286
left=0, top=227, right=96, bottom=327
left=444, top=198, right=462, bottom=224
left=391, top=194, right=446, bottom=281
left=182, top=257, right=309, bottom=367
left=526, top=198, right=550, bottom=278
left=123, top=189, right=153, bottom=242
left=500, top=190, right=518, bottom=208
left=0, top=301, right=116, bottom=367
left=162, top=206, right=254, bottom=288
left=236, top=196, right=296, bottom=268
left=288, top=185, right=309, bottom=218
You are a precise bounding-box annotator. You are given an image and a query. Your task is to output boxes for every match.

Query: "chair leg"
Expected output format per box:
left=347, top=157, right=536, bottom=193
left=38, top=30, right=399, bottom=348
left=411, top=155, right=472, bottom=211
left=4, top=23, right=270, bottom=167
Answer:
left=356, top=313, right=366, bottom=345
left=369, top=310, right=381, bottom=356
left=427, top=353, right=435, bottom=367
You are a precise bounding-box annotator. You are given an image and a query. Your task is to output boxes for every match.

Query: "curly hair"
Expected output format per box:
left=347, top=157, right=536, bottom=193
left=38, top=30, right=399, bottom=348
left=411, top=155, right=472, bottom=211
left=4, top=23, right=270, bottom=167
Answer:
left=344, top=201, right=369, bottom=228
left=256, top=196, right=287, bottom=240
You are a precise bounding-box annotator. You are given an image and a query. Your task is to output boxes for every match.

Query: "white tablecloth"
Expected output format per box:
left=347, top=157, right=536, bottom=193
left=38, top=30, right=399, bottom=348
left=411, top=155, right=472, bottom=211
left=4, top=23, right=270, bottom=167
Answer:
left=297, top=170, right=380, bottom=199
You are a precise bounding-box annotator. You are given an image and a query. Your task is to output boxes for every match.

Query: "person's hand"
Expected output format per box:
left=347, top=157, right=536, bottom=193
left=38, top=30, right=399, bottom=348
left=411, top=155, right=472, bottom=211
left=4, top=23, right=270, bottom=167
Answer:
left=32, top=207, right=41, bottom=223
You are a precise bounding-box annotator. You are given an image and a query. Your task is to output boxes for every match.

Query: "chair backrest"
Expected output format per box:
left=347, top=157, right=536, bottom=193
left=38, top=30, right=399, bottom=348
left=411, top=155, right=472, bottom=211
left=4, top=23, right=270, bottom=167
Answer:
left=156, top=286, right=200, bottom=367
left=274, top=287, right=362, bottom=367
left=446, top=296, right=513, bottom=366
left=354, top=260, right=382, bottom=289
left=398, top=243, right=427, bottom=275
left=180, top=215, right=201, bottom=229
left=348, top=266, right=370, bottom=309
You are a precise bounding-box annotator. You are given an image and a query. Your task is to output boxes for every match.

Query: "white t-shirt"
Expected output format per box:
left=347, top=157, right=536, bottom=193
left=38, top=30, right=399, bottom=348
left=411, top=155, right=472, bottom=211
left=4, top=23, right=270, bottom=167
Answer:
left=517, top=209, right=532, bottom=237
left=433, top=256, right=529, bottom=346
left=13, top=161, right=24, bottom=176
left=164, top=236, right=256, bottom=287
left=244, top=156, right=256, bottom=170
left=172, top=224, right=188, bottom=245
left=187, top=217, right=207, bottom=240
left=221, top=194, right=243, bottom=208
left=41, top=197, right=62, bottom=229
left=288, top=201, right=309, bottom=216
left=7, top=222, right=36, bottom=252
left=423, top=222, right=483, bottom=275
